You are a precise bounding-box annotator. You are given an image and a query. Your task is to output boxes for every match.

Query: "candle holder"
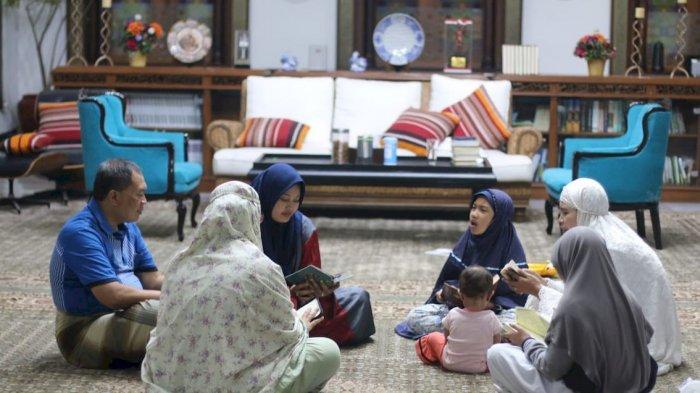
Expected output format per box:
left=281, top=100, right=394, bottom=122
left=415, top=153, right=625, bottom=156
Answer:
left=625, top=16, right=644, bottom=77
left=66, top=0, right=87, bottom=66
left=94, top=6, right=114, bottom=66
left=670, top=2, right=690, bottom=78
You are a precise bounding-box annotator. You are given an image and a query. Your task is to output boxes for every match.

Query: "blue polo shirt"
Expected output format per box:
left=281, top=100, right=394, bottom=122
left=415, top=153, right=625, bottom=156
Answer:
left=49, top=198, right=157, bottom=315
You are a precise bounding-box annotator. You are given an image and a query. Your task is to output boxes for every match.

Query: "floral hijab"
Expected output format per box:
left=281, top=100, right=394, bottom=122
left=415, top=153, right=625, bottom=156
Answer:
left=141, top=181, right=306, bottom=392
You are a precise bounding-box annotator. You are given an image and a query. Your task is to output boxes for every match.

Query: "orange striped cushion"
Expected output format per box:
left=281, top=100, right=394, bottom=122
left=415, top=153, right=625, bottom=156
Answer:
left=443, top=86, right=510, bottom=149
left=1, top=132, right=56, bottom=156
left=383, top=108, right=459, bottom=156
left=37, top=101, right=81, bottom=144
left=236, top=117, right=310, bottom=148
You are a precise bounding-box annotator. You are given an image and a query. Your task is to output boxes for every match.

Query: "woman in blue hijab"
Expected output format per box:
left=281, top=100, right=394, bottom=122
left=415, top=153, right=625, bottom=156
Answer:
left=252, top=163, right=375, bottom=346
left=396, top=189, right=527, bottom=339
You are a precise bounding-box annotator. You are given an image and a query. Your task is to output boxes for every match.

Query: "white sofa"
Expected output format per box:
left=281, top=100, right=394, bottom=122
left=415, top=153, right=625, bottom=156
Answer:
left=208, top=74, right=539, bottom=211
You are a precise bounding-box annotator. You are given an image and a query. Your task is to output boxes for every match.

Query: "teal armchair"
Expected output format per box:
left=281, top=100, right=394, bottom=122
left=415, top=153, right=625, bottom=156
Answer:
left=78, top=93, right=202, bottom=241
left=542, top=103, right=670, bottom=249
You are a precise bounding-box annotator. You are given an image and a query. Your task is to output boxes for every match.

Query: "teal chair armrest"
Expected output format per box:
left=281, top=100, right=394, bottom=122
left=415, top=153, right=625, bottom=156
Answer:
left=102, top=136, right=175, bottom=195
left=121, top=128, right=187, bottom=162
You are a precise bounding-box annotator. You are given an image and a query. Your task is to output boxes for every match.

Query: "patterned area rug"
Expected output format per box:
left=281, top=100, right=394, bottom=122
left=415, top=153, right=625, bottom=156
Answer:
left=0, top=200, right=697, bottom=392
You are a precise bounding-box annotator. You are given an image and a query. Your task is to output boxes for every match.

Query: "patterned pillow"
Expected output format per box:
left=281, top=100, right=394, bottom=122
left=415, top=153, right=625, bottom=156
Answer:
left=382, top=108, right=459, bottom=156
left=37, top=101, right=81, bottom=145
left=1, top=132, right=59, bottom=156
left=443, top=86, right=510, bottom=149
left=236, top=117, right=310, bottom=149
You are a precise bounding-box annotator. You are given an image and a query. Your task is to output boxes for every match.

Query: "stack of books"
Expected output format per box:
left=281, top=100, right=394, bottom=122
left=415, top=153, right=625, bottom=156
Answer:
left=502, top=45, right=539, bottom=75
left=452, top=137, right=482, bottom=166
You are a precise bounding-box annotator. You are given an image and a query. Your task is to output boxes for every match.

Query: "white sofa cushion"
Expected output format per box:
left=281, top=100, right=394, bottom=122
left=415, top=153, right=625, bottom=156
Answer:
left=483, top=149, right=533, bottom=182
left=213, top=146, right=328, bottom=177
left=332, top=77, right=422, bottom=147
left=246, top=76, right=334, bottom=152
left=429, top=74, right=512, bottom=122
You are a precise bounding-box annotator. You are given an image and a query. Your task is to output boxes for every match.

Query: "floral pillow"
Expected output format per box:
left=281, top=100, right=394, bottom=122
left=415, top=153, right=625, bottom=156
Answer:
left=442, top=86, right=510, bottom=149
left=382, top=108, right=459, bottom=156
left=236, top=117, right=310, bottom=149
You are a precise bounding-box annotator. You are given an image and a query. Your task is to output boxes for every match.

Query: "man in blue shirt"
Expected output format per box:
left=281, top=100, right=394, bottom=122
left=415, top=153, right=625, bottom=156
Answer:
left=50, top=159, right=163, bottom=368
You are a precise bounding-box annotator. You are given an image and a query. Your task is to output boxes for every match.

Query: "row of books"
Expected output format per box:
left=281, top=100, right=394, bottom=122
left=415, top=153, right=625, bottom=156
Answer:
left=669, top=109, right=687, bottom=135
left=560, top=99, right=628, bottom=134
left=502, top=44, right=539, bottom=75
left=451, top=137, right=483, bottom=166
left=664, top=155, right=696, bottom=185
left=125, top=92, right=203, bottom=131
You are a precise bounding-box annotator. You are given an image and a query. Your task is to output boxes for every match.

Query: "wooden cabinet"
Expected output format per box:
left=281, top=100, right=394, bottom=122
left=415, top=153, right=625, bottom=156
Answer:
left=52, top=66, right=700, bottom=201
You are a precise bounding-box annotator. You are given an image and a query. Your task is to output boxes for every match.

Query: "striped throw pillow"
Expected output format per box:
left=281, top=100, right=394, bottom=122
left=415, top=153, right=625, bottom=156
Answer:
left=1, top=132, right=56, bottom=156
left=236, top=117, right=310, bottom=148
left=443, top=86, right=511, bottom=149
left=383, top=108, right=459, bottom=156
left=37, top=101, right=81, bottom=145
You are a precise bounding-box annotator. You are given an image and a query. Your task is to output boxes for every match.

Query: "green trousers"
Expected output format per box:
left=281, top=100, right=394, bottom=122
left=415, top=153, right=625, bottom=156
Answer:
left=277, top=337, right=341, bottom=393
left=55, top=300, right=158, bottom=369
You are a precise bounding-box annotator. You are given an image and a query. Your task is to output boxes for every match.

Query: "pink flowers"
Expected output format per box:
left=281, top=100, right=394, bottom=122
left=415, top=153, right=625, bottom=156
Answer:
left=574, top=33, right=616, bottom=60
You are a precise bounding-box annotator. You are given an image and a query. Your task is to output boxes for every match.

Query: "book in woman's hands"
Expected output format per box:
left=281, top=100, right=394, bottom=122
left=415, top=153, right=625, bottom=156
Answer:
left=515, top=307, right=550, bottom=341
left=284, top=265, right=352, bottom=286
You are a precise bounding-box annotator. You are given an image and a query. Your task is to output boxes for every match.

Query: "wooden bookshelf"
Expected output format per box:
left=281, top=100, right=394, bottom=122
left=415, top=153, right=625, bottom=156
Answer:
left=52, top=67, right=700, bottom=201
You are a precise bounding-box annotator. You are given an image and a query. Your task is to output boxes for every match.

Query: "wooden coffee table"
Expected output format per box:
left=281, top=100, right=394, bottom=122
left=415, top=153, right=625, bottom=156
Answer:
left=248, top=154, right=497, bottom=212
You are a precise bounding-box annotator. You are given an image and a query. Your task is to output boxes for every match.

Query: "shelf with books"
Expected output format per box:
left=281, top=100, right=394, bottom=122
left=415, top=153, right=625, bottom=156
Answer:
left=505, top=75, right=700, bottom=201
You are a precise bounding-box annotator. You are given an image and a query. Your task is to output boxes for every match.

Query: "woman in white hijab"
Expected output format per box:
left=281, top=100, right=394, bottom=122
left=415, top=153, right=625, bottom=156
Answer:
left=506, top=177, right=682, bottom=375
left=141, top=181, right=340, bottom=392
left=489, top=227, right=657, bottom=393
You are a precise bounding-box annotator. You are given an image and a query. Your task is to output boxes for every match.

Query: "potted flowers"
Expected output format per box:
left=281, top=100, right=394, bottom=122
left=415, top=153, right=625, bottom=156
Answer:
left=122, top=14, right=164, bottom=67
left=574, top=32, right=616, bottom=76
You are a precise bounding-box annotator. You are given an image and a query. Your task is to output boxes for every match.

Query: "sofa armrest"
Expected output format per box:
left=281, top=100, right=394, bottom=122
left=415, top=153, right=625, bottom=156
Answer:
left=507, top=126, right=543, bottom=157
left=206, top=120, right=244, bottom=151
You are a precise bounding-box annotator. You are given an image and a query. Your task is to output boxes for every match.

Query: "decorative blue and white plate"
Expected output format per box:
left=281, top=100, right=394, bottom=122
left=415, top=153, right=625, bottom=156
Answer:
left=373, top=13, right=424, bottom=66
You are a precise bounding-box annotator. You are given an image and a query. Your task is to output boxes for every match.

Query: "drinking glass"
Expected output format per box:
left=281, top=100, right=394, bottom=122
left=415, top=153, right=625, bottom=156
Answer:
left=426, top=138, right=439, bottom=165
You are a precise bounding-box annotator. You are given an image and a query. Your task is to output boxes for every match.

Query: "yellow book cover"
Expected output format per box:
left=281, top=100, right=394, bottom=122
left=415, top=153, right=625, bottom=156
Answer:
left=515, top=307, right=550, bottom=341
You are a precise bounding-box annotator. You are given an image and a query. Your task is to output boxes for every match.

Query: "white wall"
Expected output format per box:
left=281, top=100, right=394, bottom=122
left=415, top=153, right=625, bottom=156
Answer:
left=1, top=1, right=67, bottom=197
left=522, top=0, right=611, bottom=75
left=249, top=0, right=337, bottom=71
left=1, top=0, right=67, bottom=131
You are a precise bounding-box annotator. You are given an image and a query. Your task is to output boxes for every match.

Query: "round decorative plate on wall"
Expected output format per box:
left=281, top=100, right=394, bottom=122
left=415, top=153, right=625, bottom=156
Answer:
left=167, top=19, right=212, bottom=63
left=372, top=13, right=425, bottom=66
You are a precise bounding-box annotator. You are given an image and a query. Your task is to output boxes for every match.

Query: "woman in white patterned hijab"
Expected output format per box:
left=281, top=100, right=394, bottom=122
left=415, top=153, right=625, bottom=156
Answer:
left=559, top=177, right=681, bottom=375
left=141, top=181, right=340, bottom=392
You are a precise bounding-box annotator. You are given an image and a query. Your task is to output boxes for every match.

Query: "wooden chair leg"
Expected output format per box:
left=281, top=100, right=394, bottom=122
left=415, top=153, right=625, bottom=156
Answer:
left=545, top=198, right=554, bottom=235
left=650, top=204, right=662, bottom=250
left=176, top=198, right=187, bottom=241
left=635, top=209, right=646, bottom=239
left=190, top=191, right=200, bottom=228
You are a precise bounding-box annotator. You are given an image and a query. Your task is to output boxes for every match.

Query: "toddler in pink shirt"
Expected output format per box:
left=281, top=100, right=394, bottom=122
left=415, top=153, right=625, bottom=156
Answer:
left=415, top=266, right=501, bottom=373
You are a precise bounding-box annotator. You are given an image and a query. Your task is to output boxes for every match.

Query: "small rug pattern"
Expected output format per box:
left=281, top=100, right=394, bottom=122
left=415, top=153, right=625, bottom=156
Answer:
left=0, top=201, right=697, bottom=392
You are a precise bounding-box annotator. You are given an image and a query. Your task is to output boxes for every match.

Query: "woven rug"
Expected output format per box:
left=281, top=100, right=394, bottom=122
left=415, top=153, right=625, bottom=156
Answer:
left=0, top=200, right=697, bottom=392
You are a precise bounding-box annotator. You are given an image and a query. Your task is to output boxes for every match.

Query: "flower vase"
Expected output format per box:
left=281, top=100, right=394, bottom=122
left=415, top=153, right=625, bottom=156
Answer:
left=587, top=59, right=606, bottom=76
left=129, top=52, right=148, bottom=67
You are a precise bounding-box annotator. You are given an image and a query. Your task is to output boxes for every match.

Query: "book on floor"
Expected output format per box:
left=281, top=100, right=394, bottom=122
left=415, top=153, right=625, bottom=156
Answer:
left=284, top=265, right=352, bottom=286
